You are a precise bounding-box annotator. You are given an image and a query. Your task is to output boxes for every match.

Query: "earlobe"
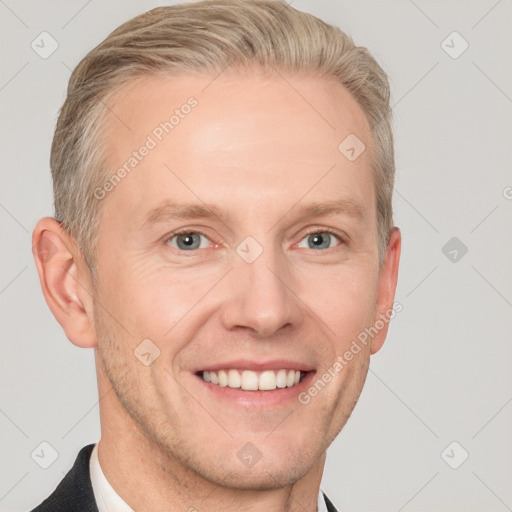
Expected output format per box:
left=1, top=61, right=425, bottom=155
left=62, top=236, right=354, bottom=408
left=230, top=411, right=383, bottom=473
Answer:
left=370, top=227, right=401, bottom=355
left=32, top=217, right=97, bottom=349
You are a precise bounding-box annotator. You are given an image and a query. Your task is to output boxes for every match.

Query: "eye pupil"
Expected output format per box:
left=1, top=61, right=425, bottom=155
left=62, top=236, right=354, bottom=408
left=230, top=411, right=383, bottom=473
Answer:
left=308, top=233, right=331, bottom=249
left=177, top=233, right=201, bottom=250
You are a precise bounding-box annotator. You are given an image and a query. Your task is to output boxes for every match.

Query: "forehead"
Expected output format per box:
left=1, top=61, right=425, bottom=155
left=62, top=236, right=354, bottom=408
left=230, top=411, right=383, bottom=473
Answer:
left=99, top=71, right=374, bottom=224
left=103, top=70, right=371, bottom=151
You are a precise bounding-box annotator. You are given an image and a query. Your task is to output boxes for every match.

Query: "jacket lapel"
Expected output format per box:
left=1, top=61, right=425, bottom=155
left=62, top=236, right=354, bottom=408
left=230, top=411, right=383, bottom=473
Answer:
left=31, top=444, right=99, bottom=512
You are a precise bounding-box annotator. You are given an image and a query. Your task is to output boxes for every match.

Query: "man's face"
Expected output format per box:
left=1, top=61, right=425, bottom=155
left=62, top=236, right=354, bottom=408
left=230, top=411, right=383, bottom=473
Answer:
left=92, top=70, right=387, bottom=488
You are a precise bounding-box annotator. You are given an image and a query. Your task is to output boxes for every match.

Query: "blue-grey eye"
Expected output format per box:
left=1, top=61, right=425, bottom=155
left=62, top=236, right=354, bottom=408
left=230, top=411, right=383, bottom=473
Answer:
left=167, top=232, right=210, bottom=251
left=298, top=232, right=340, bottom=250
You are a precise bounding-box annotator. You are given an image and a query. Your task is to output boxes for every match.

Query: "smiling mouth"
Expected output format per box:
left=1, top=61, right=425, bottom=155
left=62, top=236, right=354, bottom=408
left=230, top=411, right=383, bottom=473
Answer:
left=196, top=369, right=309, bottom=391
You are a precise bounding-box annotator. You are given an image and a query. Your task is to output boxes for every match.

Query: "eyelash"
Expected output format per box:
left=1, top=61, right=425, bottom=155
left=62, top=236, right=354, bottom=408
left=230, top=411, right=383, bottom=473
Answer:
left=164, top=227, right=346, bottom=252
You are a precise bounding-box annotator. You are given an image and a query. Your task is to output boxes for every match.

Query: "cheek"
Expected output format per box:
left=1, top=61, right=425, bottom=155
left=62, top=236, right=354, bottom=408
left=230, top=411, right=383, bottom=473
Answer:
left=300, top=266, right=378, bottom=342
left=99, top=261, right=216, bottom=343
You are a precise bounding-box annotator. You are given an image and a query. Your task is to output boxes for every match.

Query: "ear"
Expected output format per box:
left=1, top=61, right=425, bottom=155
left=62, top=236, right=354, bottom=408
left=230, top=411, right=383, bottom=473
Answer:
left=32, top=217, right=97, bottom=348
left=370, top=227, right=401, bottom=355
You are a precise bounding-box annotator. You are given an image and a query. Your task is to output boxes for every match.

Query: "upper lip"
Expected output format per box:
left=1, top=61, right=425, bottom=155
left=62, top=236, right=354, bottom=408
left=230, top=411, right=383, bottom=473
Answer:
left=193, top=359, right=315, bottom=373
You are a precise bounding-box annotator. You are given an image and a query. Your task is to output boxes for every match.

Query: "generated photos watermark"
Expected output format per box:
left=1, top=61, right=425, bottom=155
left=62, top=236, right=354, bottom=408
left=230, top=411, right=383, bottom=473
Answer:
left=93, top=96, right=198, bottom=200
left=298, top=301, right=403, bottom=405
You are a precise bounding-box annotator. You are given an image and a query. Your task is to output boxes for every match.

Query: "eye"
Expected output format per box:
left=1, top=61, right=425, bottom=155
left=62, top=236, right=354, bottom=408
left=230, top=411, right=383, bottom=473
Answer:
left=297, top=231, right=342, bottom=250
left=166, top=231, right=211, bottom=251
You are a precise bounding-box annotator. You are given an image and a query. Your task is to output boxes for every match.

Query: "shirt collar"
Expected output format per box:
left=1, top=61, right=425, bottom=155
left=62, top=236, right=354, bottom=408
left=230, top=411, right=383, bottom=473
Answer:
left=89, top=443, right=134, bottom=512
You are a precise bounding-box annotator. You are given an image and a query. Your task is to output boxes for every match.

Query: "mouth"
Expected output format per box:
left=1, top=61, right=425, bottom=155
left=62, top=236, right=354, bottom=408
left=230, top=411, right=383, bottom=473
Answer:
left=195, top=368, right=308, bottom=391
left=190, top=359, right=316, bottom=408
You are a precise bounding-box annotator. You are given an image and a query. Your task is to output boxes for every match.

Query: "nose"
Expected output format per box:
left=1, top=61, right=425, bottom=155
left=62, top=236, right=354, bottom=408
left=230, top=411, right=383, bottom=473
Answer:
left=219, top=244, right=303, bottom=338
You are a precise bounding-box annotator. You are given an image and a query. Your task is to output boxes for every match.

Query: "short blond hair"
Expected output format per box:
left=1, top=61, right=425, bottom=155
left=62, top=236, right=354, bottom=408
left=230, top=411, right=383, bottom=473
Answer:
left=51, top=0, right=394, bottom=270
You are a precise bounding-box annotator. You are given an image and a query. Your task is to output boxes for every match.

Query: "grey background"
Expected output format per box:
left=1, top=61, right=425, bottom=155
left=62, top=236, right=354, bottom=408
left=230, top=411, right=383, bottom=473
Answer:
left=1, top=0, right=511, bottom=511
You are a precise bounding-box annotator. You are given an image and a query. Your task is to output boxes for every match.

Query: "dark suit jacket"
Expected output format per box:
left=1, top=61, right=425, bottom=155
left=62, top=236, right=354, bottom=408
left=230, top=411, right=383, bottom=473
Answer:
left=31, top=444, right=338, bottom=511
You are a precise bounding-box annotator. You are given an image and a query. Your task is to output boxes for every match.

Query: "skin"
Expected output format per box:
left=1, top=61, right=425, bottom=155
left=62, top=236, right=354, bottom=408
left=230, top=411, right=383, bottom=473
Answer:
left=33, top=69, right=400, bottom=512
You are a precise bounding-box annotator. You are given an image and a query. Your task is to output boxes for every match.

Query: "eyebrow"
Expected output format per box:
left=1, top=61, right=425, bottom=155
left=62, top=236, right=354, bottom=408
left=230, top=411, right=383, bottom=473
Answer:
left=140, top=198, right=366, bottom=229
left=141, top=202, right=231, bottom=229
left=292, top=199, right=366, bottom=223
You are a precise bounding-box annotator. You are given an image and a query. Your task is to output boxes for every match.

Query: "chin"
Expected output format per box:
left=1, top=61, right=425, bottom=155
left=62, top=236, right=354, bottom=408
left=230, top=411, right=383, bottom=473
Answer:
left=191, top=435, right=323, bottom=490
left=200, top=455, right=315, bottom=491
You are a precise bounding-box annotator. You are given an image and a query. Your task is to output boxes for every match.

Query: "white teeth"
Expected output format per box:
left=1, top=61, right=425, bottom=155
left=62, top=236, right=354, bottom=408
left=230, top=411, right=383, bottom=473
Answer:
left=228, top=369, right=241, bottom=388
left=201, top=369, right=305, bottom=391
left=258, top=370, right=276, bottom=390
left=241, top=370, right=259, bottom=390
left=218, top=370, right=228, bottom=387
left=276, top=369, right=287, bottom=388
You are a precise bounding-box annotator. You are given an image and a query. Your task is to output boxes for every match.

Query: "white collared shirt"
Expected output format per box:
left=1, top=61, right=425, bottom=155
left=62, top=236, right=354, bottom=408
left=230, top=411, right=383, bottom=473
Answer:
left=89, top=443, right=134, bottom=512
left=90, top=443, right=328, bottom=511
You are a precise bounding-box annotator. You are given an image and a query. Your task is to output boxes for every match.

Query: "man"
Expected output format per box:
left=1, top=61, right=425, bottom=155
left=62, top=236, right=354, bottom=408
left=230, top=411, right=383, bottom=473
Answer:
left=31, top=0, right=400, bottom=510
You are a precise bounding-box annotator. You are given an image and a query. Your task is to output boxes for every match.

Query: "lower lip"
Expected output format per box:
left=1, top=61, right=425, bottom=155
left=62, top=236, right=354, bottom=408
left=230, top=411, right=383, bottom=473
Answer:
left=192, top=371, right=316, bottom=409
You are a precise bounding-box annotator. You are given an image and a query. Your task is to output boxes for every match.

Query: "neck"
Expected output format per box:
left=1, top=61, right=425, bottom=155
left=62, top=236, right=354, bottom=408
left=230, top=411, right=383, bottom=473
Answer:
left=95, top=353, right=326, bottom=512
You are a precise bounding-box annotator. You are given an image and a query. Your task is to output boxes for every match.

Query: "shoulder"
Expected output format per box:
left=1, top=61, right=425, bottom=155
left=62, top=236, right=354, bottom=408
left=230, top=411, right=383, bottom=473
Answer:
left=323, top=491, right=340, bottom=512
left=30, top=444, right=98, bottom=512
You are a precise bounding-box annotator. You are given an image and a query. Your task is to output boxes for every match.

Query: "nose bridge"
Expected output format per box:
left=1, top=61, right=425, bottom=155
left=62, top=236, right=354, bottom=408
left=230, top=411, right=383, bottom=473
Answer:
left=220, top=236, right=301, bottom=336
